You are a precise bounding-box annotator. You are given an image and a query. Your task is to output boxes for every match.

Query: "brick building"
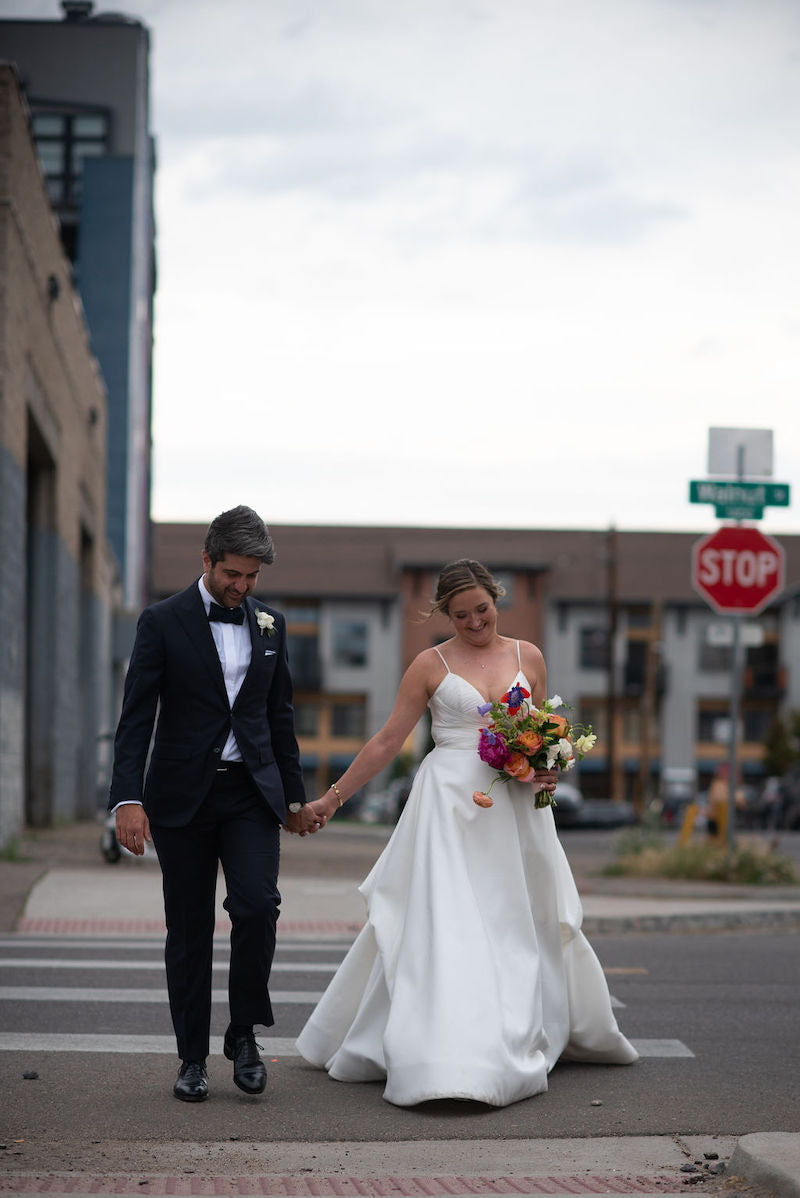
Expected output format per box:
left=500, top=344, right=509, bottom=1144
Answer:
left=151, top=521, right=800, bottom=806
left=1, top=1, right=156, bottom=611
left=0, top=64, right=117, bottom=847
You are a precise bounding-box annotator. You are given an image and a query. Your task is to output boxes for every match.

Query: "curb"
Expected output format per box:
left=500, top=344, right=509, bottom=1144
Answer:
left=728, top=1132, right=800, bottom=1198
left=583, top=909, right=800, bottom=935
left=13, top=910, right=800, bottom=937
left=0, top=1172, right=687, bottom=1195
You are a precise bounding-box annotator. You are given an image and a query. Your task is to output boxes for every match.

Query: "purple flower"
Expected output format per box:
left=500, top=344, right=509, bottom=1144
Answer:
left=478, top=728, right=511, bottom=770
left=476, top=702, right=493, bottom=716
left=502, top=684, right=530, bottom=714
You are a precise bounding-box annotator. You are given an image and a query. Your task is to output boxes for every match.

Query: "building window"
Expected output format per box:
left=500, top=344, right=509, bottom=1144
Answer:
left=578, top=701, right=607, bottom=743
left=294, top=701, right=319, bottom=736
left=742, top=706, right=774, bottom=743
left=579, top=626, right=608, bottom=670
left=287, top=633, right=321, bottom=689
left=333, top=619, right=368, bottom=667
left=698, top=637, right=731, bottom=672
left=697, top=705, right=729, bottom=742
left=285, top=603, right=318, bottom=626
left=31, top=108, right=109, bottom=211
left=331, top=700, right=366, bottom=738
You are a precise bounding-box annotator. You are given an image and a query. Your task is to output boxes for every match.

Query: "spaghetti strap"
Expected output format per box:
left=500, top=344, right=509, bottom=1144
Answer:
left=433, top=646, right=450, bottom=672
left=516, top=640, right=522, bottom=669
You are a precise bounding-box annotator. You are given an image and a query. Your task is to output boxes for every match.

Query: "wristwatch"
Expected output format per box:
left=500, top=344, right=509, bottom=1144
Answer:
left=288, top=802, right=304, bottom=814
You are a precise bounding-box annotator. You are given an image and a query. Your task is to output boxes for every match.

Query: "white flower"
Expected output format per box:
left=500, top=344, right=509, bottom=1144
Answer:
left=549, top=694, right=564, bottom=709
left=546, top=744, right=561, bottom=769
left=575, top=732, right=597, bottom=755
left=256, top=610, right=276, bottom=637
left=558, top=738, right=573, bottom=762
left=564, top=756, right=576, bottom=771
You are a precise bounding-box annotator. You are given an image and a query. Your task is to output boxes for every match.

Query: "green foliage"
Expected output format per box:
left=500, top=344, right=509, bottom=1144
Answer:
left=0, top=838, right=25, bottom=862
left=389, top=751, right=414, bottom=781
left=605, top=838, right=799, bottom=885
left=611, top=811, right=665, bottom=859
left=763, top=708, right=800, bottom=777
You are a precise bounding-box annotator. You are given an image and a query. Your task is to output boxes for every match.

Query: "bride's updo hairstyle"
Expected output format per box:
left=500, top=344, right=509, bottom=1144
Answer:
left=428, top=559, right=505, bottom=618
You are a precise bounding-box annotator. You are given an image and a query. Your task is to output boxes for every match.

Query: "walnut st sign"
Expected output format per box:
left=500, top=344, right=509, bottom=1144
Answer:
left=692, top=526, right=785, bottom=614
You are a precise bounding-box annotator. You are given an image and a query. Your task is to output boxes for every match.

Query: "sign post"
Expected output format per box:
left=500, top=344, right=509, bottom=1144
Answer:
left=691, top=526, right=785, bottom=848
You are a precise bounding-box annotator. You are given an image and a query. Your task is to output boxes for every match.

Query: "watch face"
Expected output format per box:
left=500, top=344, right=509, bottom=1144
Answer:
left=288, top=802, right=303, bottom=814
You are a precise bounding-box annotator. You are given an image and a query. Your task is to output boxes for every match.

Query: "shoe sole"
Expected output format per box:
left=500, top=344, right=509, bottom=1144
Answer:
left=232, top=1073, right=266, bottom=1095
left=173, top=1088, right=208, bottom=1102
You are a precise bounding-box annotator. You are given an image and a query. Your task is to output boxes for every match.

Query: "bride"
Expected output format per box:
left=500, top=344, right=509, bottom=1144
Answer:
left=297, top=559, right=638, bottom=1107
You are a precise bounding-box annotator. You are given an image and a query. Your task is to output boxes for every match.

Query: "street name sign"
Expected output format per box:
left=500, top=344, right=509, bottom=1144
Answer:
left=689, top=480, right=790, bottom=521
left=707, top=622, right=764, bottom=648
left=692, top=526, right=785, bottom=614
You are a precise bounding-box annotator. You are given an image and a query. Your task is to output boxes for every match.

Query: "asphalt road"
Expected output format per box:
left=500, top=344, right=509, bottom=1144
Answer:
left=2, top=822, right=799, bottom=1180
left=1, top=925, right=798, bottom=1175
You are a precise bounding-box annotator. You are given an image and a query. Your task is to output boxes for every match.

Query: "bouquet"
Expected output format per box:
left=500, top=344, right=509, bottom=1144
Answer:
left=473, top=685, right=596, bottom=810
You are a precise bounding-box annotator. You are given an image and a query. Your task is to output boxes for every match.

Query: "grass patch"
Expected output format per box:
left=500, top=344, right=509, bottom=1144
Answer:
left=605, top=834, right=799, bottom=885
left=0, top=838, right=26, bottom=862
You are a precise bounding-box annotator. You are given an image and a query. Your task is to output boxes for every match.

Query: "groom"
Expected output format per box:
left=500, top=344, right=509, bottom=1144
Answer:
left=109, top=505, right=320, bottom=1102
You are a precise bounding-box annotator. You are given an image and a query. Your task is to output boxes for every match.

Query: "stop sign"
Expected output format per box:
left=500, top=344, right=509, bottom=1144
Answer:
left=692, top=526, right=785, bottom=614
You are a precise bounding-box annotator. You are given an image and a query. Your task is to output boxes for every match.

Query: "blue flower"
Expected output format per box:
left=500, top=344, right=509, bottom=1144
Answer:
left=502, top=684, right=531, bottom=713
left=476, top=702, right=493, bottom=716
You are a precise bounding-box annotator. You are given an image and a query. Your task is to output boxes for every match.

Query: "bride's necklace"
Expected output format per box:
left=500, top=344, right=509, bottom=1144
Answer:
left=456, top=639, right=499, bottom=669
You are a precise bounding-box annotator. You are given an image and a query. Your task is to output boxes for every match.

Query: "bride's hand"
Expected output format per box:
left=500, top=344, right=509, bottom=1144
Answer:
left=533, top=768, right=558, bottom=793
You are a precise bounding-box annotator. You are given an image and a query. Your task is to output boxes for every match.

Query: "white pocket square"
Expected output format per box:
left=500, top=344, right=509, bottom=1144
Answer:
left=264, top=649, right=276, bottom=656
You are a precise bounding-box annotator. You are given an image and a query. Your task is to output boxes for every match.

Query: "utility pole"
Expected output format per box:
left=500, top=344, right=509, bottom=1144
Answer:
left=606, top=525, right=619, bottom=801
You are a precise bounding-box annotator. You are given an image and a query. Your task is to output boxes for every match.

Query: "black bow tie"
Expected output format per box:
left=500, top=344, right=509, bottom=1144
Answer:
left=208, top=603, right=245, bottom=625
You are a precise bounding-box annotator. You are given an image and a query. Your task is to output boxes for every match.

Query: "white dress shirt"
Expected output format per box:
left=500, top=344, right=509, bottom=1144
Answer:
left=198, top=575, right=252, bottom=762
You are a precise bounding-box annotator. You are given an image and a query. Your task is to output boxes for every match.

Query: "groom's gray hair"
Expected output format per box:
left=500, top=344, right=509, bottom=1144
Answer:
left=204, top=505, right=275, bottom=566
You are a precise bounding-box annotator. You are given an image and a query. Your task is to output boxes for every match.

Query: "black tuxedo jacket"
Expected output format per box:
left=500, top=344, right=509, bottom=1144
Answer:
left=108, top=581, right=306, bottom=827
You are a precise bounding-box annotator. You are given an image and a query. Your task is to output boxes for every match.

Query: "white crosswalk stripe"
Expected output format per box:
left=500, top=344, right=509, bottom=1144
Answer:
left=0, top=957, right=337, bottom=972
left=0, top=986, right=323, bottom=1003
left=0, top=1032, right=694, bottom=1057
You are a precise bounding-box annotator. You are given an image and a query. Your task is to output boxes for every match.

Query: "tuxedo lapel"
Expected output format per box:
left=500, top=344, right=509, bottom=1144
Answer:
left=174, top=583, right=228, bottom=702
left=233, top=597, right=267, bottom=710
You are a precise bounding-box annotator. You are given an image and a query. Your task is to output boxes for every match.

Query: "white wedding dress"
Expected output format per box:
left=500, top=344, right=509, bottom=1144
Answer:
left=296, top=646, right=638, bottom=1107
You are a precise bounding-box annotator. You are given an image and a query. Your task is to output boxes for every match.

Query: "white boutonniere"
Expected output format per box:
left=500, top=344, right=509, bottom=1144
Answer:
left=256, top=610, right=276, bottom=638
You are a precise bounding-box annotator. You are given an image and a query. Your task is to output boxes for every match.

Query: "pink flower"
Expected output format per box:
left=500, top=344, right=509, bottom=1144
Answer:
left=478, top=728, right=510, bottom=771
left=473, top=791, right=494, bottom=808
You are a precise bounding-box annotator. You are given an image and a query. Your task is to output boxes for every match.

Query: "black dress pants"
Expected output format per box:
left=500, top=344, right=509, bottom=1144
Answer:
left=150, top=766, right=281, bottom=1061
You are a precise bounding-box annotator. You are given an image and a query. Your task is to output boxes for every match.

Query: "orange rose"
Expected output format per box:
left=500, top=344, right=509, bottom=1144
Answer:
left=505, top=752, right=530, bottom=777
left=473, top=791, right=493, bottom=808
left=516, top=731, right=543, bottom=754
left=547, top=714, right=569, bottom=735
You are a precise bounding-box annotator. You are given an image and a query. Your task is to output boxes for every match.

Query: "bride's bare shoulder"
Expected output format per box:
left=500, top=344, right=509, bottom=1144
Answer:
left=407, top=644, right=451, bottom=687
left=518, top=638, right=546, bottom=672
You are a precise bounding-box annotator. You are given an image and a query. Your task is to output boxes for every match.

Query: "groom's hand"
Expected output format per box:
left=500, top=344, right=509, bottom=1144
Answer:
left=286, top=805, right=325, bottom=836
left=115, top=803, right=151, bottom=856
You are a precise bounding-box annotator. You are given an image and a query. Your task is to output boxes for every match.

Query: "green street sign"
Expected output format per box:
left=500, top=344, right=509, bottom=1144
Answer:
left=714, top=502, right=765, bottom=520
left=689, top=480, right=790, bottom=521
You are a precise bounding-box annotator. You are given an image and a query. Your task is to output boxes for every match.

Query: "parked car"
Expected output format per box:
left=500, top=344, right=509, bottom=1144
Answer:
left=551, top=781, right=584, bottom=827
left=649, top=767, right=697, bottom=827
left=357, top=773, right=416, bottom=824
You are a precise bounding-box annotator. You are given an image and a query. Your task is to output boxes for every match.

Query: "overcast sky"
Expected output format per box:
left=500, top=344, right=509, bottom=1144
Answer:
left=4, top=0, right=800, bottom=534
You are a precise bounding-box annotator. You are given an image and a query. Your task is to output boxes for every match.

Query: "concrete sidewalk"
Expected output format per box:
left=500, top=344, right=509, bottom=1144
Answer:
left=15, top=858, right=800, bottom=936
left=12, top=819, right=800, bottom=936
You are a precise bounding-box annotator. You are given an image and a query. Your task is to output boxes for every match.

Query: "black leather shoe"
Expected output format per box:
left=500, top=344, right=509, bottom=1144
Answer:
left=223, top=1025, right=266, bottom=1094
left=173, top=1059, right=208, bottom=1102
